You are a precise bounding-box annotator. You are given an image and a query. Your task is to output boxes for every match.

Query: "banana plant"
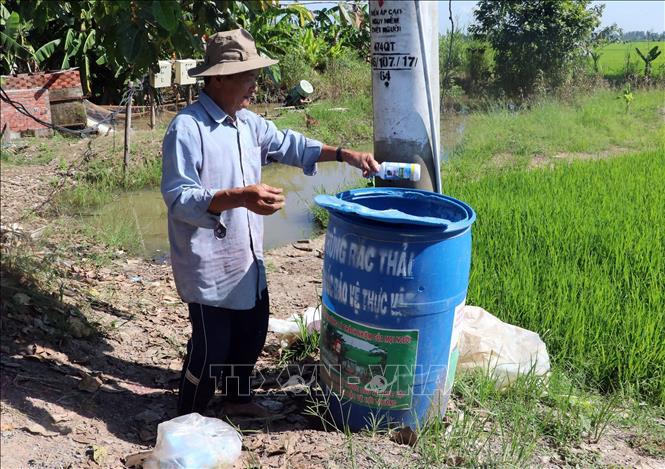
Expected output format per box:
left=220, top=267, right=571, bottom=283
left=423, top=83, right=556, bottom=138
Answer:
left=1, top=5, right=29, bottom=72
left=1, top=4, right=62, bottom=74
left=229, top=1, right=312, bottom=84
left=60, top=22, right=98, bottom=94
left=2, top=0, right=369, bottom=101
left=635, top=45, right=662, bottom=77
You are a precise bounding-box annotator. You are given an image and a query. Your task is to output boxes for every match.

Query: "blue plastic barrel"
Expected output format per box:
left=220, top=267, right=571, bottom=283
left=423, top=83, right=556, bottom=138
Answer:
left=314, top=188, right=476, bottom=431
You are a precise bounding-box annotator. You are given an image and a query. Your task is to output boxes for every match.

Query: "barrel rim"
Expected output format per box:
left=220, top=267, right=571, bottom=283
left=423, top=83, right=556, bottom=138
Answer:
left=315, top=187, right=476, bottom=234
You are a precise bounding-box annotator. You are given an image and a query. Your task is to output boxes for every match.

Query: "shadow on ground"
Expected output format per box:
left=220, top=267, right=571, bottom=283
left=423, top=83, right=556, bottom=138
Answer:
left=1, top=259, right=328, bottom=448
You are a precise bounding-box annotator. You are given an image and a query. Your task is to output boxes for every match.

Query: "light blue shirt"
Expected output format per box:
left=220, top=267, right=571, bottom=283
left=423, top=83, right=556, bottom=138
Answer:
left=161, top=91, right=323, bottom=309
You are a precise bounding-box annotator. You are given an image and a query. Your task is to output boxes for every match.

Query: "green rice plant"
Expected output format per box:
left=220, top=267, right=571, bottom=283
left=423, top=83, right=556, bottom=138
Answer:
left=595, top=41, right=665, bottom=79
left=445, top=148, right=665, bottom=403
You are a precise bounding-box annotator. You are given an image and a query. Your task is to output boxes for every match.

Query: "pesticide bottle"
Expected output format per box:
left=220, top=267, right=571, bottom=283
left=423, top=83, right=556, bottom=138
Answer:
left=374, top=162, right=421, bottom=182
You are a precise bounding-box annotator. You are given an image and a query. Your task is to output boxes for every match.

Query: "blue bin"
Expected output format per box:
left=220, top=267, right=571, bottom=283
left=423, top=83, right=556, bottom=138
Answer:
left=314, top=188, right=476, bottom=431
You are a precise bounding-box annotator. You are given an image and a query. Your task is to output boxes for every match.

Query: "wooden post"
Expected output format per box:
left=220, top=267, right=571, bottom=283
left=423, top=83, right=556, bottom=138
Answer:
left=149, top=87, right=156, bottom=130
left=123, top=81, right=133, bottom=182
left=186, top=85, right=192, bottom=105
left=174, top=84, right=179, bottom=111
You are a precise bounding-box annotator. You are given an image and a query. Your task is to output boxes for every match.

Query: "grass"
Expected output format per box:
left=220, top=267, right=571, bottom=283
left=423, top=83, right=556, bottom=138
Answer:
left=444, top=88, right=665, bottom=181
left=1, top=133, right=69, bottom=165
left=409, top=367, right=664, bottom=467
left=304, top=146, right=665, bottom=465
left=278, top=315, right=321, bottom=366
left=271, top=94, right=374, bottom=150
left=445, top=148, right=665, bottom=403
left=596, top=41, right=665, bottom=78
left=301, top=88, right=664, bottom=462
left=58, top=155, right=162, bottom=210
left=4, top=79, right=665, bottom=464
left=301, top=365, right=664, bottom=466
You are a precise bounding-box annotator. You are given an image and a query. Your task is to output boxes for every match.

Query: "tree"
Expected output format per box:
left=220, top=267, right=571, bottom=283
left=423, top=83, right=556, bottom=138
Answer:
left=1, top=1, right=367, bottom=103
left=469, top=0, right=602, bottom=96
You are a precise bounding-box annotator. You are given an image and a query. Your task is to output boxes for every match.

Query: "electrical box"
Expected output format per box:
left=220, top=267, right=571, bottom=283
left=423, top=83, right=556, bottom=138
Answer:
left=175, top=59, right=197, bottom=85
left=150, top=60, right=172, bottom=88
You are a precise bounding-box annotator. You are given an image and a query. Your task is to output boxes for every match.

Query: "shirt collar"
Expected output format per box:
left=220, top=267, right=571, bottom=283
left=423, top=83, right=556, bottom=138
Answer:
left=198, top=90, right=247, bottom=125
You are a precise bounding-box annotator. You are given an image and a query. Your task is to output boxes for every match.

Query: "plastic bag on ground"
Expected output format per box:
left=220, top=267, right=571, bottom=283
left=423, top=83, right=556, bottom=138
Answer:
left=268, top=305, right=321, bottom=348
left=457, top=306, right=550, bottom=388
left=143, top=413, right=241, bottom=469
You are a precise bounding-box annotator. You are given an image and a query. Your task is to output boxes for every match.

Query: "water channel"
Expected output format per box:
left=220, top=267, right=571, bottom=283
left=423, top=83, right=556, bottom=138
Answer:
left=93, top=161, right=363, bottom=257
left=91, top=112, right=466, bottom=259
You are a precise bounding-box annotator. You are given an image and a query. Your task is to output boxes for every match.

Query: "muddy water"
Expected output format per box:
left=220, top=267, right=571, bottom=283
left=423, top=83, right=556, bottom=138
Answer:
left=93, top=162, right=363, bottom=258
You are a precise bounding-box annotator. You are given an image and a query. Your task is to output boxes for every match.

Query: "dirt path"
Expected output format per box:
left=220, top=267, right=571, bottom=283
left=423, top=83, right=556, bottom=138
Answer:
left=1, top=141, right=663, bottom=468
left=0, top=150, right=405, bottom=468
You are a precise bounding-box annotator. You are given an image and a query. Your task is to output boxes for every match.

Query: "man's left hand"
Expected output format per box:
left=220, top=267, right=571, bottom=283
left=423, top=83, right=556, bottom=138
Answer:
left=342, top=149, right=381, bottom=177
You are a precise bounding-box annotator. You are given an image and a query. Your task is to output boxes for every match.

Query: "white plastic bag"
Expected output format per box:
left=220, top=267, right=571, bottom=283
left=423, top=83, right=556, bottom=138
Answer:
left=143, top=413, right=242, bottom=469
left=457, top=306, right=550, bottom=387
left=268, top=305, right=321, bottom=348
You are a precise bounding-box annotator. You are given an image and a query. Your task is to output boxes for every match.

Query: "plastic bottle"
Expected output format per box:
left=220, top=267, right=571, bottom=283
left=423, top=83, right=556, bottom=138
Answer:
left=374, top=162, right=421, bottom=182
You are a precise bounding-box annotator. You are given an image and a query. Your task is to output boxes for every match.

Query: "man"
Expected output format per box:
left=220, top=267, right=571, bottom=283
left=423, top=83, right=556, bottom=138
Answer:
left=161, top=28, right=379, bottom=417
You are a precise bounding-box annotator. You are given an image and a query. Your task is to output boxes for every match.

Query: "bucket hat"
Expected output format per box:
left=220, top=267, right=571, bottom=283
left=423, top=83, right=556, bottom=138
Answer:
left=188, top=28, right=278, bottom=77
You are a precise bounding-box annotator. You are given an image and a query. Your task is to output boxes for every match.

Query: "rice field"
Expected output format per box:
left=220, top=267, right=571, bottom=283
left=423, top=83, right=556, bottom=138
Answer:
left=596, top=41, right=665, bottom=77
left=445, top=148, right=665, bottom=403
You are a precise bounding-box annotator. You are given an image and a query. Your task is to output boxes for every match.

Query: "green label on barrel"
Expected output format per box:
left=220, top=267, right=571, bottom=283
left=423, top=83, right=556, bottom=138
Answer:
left=320, top=306, right=419, bottom=410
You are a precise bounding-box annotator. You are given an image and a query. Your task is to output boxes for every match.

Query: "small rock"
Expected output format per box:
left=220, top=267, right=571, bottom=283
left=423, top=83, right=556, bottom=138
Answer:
left=12, top=293, right=31, bottom=305
left=68, top=316, right=93, bottom=338
left=125, top=450, right=153, bottom=468
left=89, top=445, right=107, bottom=465
left=1, top=419, right=15, bottom=432
left=22, top=422, right=58, bottom=437
left=390, top=426, right=418, bottom=446
left=71, top=433, right=93, bottom=444
left=446, top=455, right=465, bottom=466
left=259, top=398, right=284, bottom=413
left=138, top=428, right=156, bottom=442
left=78, top=374, right=102, bottom=393
left=135, top=409, right=163, bottom=424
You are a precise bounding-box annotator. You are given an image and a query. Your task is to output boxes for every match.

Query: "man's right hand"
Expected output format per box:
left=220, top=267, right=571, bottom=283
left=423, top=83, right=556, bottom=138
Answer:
left=243, top=183, right=285, bottom=215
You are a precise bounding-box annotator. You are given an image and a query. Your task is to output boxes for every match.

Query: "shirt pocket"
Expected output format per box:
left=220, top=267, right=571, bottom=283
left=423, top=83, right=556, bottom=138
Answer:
left=242, top=145, right=262, bottom=186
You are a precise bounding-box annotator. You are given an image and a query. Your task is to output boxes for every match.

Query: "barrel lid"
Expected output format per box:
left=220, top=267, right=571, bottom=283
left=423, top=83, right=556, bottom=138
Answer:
left=314, top=188, right=475, bottom=233
left=298, top=80, right=313, bottom=95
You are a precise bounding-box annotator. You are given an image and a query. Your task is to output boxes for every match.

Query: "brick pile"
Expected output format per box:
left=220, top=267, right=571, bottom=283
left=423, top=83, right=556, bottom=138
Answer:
left=1, top=88, right=53, bottom=137
left=1, top=69, right=83, bottom=139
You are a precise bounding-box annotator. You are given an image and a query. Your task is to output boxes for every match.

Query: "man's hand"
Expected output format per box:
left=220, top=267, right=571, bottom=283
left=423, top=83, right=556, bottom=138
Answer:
left=341, top=149, right=381, bottom=177
left=243, top=183, right=285, bottom=215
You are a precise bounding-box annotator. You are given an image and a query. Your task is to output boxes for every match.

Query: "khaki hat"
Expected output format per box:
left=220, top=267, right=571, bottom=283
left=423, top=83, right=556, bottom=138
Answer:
left=188, top=28, right=278, bottom=77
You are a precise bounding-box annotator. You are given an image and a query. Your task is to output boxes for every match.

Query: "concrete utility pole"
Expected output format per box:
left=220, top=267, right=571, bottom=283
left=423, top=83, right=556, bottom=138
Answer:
left=370, top=0, right=441, bottom=192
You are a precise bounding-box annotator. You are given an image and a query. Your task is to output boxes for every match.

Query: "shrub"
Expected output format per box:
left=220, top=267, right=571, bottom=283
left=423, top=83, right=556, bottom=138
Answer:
left=470, top=0, right=602, bottom=97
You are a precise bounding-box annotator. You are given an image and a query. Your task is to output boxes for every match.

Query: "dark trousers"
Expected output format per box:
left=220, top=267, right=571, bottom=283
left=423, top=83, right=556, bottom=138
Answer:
left=177, top=290, right=269, bottom=415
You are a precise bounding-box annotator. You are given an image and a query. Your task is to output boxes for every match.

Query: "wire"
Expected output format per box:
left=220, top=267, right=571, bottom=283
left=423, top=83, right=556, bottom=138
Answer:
left=0, top=81, right=144, bottom=138
left=0, top=86, right=94, bottom=137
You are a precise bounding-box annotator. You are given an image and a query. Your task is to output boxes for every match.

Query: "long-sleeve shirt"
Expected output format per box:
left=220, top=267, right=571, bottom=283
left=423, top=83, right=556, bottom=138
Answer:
left=161, top=91, right=323, bottom=309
